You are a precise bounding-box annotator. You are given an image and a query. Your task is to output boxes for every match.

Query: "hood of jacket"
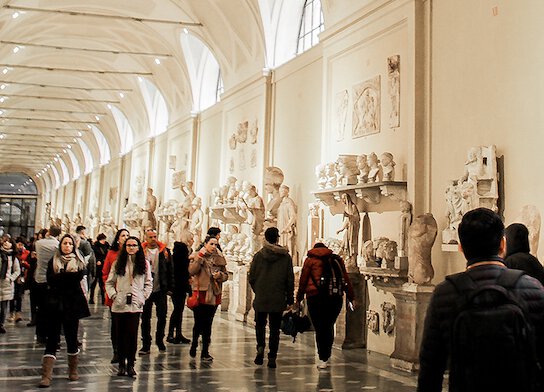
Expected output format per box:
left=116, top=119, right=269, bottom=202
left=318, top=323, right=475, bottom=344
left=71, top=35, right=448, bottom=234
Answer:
left=142, top=241, right=167, bottom=253
left=259, top=242, right=289, bottom=261
left=505, top=223, right=530, bottom=257
left=307, top=246, right=333, bottom=259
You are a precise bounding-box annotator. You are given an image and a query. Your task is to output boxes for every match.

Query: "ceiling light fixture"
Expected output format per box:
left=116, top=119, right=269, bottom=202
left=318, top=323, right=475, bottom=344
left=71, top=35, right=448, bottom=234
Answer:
left=77, top=131, right=82, bottom=137
left=107, top=104, right=112, bottom=110
left=154, top=58, right=161, bottom=65
left=12, top=12, right=20, bottom=19
left=0, top=84, right=5, bottom=90
left=12, top=46, right=20, bottom=54
left=2, top=68, right=8, bottom=74
left=119, top=92, right=124, bottom=98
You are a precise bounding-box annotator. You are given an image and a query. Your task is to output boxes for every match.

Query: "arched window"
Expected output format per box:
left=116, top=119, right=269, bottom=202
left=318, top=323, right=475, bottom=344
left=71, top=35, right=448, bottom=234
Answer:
left=77, top=139, right=94, bottom=175
left=138, top=78, right=169, bottom=137
left=297, top=0, right=324, bottom=54
left=59, top=158, right=69, bottom=185
left=110, top=106, right=134, bottom=155
left=180, top=32, right=222, bottom=111
left=91, top=125, right=111, bottom=165
left=67, top=149, right=81, bottom=180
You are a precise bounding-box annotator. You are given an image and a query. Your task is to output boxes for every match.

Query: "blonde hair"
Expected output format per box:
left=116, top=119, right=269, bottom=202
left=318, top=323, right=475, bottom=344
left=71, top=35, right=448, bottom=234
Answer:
left=180, top=230, right=194, bottom=244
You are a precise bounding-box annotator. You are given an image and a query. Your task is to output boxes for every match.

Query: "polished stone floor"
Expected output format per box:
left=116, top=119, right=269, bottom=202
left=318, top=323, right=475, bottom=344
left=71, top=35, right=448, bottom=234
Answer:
left=0, top=302, right=417, bottom=391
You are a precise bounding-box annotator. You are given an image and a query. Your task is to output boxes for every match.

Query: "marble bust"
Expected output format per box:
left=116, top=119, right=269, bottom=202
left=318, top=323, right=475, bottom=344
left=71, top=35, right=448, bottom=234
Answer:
left=367, top=153, right=383, bottom=183
left=356, top=154, right=370, bottom=184
left=381, top=152, right=395, bottom=181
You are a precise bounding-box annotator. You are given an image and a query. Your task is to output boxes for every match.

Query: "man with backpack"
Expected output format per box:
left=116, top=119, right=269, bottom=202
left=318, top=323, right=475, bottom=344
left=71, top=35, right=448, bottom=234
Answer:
left=296, top=242, right=354, bottom=370
left=418, top=207, right=544, bottom=392
left=249, top=227, right=294, bottom=369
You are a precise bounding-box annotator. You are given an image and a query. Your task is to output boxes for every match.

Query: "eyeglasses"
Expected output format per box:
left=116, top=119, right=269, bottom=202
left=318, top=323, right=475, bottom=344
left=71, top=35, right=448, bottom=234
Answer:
left=126, top=244, right=139, bottom=248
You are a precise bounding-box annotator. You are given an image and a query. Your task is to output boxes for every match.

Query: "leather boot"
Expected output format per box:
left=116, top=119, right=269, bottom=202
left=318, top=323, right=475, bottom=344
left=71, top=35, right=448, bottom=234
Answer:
left=67, top=353, right=79, bottom=381
left=126, top=360, right=137, bottom=377
left=38, top=355, right=56, bottom=388
left=15, top=312, right=23, bottom=322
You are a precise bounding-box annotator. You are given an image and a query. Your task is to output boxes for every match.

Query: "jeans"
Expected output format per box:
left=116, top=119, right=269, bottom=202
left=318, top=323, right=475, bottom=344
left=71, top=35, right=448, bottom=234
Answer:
left=141, top=291, right=168, bottom=348
left=307, top=294, right=343, bottom=361
left=168, top=292, right=187, bottom=338
left=45, top=315, right=79, bottom=356
left=116, top=312, right=140, bottom=364
left=255, top=312, right=282, bottom=358
left=9, top=282, right=24, bottom=312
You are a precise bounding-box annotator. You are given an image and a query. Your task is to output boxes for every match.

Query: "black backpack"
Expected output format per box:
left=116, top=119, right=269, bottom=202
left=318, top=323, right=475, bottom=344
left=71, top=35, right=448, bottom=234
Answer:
left=311, top=255, right=345, bottom=297
left=446, top=269, right=541, bottom=392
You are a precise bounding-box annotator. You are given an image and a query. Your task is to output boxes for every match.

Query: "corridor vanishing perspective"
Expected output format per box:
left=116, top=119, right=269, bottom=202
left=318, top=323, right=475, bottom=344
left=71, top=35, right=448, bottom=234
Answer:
left=0, top=304, right=417, bottom=392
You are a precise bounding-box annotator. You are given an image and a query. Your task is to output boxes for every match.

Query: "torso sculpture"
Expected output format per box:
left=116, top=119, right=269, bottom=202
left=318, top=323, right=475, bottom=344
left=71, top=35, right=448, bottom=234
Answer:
left=142, top=188, right=157, bottom=230
left=408, top=213, right=438, bottom=285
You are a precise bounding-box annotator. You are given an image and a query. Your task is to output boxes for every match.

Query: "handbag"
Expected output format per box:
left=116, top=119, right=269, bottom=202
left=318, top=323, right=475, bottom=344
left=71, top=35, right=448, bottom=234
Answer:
left=186, top=278, right=200, bottom=310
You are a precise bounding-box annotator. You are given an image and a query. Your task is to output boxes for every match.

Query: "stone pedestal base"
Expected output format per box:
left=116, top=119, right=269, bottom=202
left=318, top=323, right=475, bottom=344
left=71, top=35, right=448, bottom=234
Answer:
left=234, top=265, right=252, bottom=322
left=390, top=283, right=434, bottom=372
left=342, top=273, right=367, bottom=349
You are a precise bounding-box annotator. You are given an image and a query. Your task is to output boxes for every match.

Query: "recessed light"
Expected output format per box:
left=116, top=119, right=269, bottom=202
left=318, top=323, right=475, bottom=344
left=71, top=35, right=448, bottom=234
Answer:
left=154, top=58, right=161, bottom=65
left=12, top=46, right=20, bottom=54
left=12, top=12, right=19, bottom=19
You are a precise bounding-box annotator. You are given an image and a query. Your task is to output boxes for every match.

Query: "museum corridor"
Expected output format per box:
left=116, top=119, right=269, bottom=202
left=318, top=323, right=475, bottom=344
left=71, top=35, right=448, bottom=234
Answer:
left=0, top=304, right=417, bottom=392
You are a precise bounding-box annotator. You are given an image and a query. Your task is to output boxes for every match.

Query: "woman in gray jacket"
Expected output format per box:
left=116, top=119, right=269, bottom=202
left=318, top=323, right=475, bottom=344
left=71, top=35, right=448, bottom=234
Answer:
left=106, top=237, right=152, bottom=377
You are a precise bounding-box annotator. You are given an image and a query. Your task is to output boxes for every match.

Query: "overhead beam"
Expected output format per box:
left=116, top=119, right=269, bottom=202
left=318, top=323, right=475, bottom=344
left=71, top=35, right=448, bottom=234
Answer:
left=0, top=125, right=88, bottom=131
left=0, top=107, right=108, bottom=115
left=4, top=5, right=203, bottom=26
left=0, top=80, right=132, bottom=92
left=0, top=116, right=99, bottom=124
left=1, top=64, right=152, bottom=76
left=0, top=93, right=120, bottom=103
left=0, top=40, right=173, bottom=58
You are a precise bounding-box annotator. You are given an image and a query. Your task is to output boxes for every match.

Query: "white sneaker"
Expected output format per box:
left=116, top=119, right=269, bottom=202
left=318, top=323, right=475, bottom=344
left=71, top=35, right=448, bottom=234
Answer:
left=317, top=360, right=329, bottom=369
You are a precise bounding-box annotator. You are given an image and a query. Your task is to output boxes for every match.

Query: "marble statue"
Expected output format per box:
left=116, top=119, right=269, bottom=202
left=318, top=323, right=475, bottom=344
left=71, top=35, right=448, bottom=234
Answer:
left=367, top=310, right=380, bottom=334
left=228, top=134, right=237, bottom=150
left=362, top=240, right=378, bottom=267
left=277, top=185, right=297, bottom=257
left=520, top=205, right=541, bottom=257
left=307, top=202, right=323, bottom=250
left=388, top=55, right=400, bottom=128
left=336, top=193, right=360, bottom=271
left=226, top=176, right=239, bottom=204
left=356, top=154, right=370, bottom=184
left=122, top=203, right=143, bottom=237
left=353, top=76, right=381, bottom=137
left=73, top=212, right=82, bottom=228
left=336, top=155, right=359, bottom=186
left=408, top=213, right=438, bottom=285
left=190, top=197, right=204, bottom=245
left=399, top=201, right=412, bottom=257
left=142, top=188, right=158, bottom=230
left=315, top=164, right=327, bottom=189
left=325, top=162, right=337, bottom=188
left=264, top=166, right=284, bottom=223
left=236, top=121, right=248, bottom=143
left=322, top=237, right=343, bottom=256
left=171, top=204, right=189, bottom=246
left=373, top=237, right=389, bottom=267
left=381, top=302, right=396, bottom=335
left=381, top=152, right=395, bottom=181
left=249, top=121, right=258, bottom=144
left=376, top=240, right=397, bottom=269
left=335, top=89, right=349, bottom=142
left=101, top=211, right=117, bottom=244
left=62, top=214, right=71, bottom=233
left=246, top=185, right=265, bottom=252
left=367, top=153, right=383, bottom=183
left=89, top=211, right=100, bottom=239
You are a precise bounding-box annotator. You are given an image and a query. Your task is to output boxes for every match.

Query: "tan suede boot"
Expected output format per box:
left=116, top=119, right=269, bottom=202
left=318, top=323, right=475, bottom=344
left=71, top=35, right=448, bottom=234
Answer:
left=38, top=355, right=56, bottom=388
left=67, top=353, right=79, bottom=381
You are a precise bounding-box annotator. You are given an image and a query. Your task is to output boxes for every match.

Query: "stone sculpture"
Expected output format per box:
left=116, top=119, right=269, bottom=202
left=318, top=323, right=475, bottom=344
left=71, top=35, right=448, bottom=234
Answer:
left=325, top=162, right=337, bottom=188
left=307, top=202, right=323, bottom=250
left=62, top=213, right=71, bottom=233
left=73, top=212, right=82, bottom=228
left=264, top=166, right=284, bottom=223
left=367, top=310, right=380, bottom=334
left=335, top=89, right=349, bottom=142
left=190, top=197, right=204, bottom=245
left=367, top=153, right=383, bottom=183
left=336, top=155, right=359, bottom=186
left=246, top=185, right=265, bottom=252
left=336, top=193, right=360, bottom=272
left=277, top=185, right=297, bottom=257
left=356, top=154, right=370, bottom=184
left=408, top=213, right=438, bottom=285
left=235, top=121, right=248, bottom=143
left=142, top=188, right=157, bottom=230
left=376, top=240, right=397, bottom=269
left=352, top=75, right=381, bottom=138
left=381, top=152, right=395, bottom=181
left=381, top=302, right=396, bottom=335
left=388, top=55, right=400, bottom=128
left=398, top=201, right=412, bottom=257
left=362, top=240, right=378, bottom=267
left=249, top=121, right=258, bottom=144
left=520, top=205, right=541, bottom=257
left=315, top=164, right=328, bottom=189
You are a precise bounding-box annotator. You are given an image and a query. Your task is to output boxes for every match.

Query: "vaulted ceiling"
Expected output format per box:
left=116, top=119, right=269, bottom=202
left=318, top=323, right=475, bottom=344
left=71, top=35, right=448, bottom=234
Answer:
left=0, top=0, right=268, bottom=183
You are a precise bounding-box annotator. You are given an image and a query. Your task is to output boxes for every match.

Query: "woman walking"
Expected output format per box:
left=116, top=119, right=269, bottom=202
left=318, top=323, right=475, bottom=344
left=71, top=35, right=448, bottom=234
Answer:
left=39, top=234, right=89, bottom=388
left=106, top=236, right=152, bottom=377
left=0, top=238, right=21, bottom=333
left=188, top=235, right=228, bottom=361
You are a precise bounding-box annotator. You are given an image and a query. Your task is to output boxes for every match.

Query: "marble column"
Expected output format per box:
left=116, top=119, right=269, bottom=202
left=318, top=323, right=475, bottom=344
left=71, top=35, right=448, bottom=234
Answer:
left=390, top=283, right=434, bottom=372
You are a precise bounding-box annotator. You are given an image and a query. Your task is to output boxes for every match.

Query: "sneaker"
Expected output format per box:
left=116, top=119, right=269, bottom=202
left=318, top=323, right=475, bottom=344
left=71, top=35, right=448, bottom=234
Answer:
left=201, top=353, right=214, bottom=362
left=178, top=336, right=191, bottom=344
left=157, top=341, right=166, bottom=352
left=166, top=336, right=176, bottom=344
left=138, top=347, right=151, bottom=356
left=189, top=346, right=197, bottom=358
left=317, top=360, right=329, bottom=370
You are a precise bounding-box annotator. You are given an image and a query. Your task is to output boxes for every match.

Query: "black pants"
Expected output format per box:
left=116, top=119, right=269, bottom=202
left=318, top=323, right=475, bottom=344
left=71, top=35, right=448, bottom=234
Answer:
left=34, top=282, right=48, bottom=340
left=192, top=304, right=217, bottom=354
left=110, top=309, right=118, bottom=353
left=168, top=292, right=187, bottom=338
left=255, top=312, right=282, bottom=359
left=116, top=312, right=140, bottom=364
left=307, top=294, right=343, bottom=361
left=141, top=291, right=168, bottom=348
left=89, top=266, right=105, bottom=304
left=9, top=282, right=24, bottom=312
left=45, top=315, right=79, bottom=356
left=28, top=283, right=38, bottom=324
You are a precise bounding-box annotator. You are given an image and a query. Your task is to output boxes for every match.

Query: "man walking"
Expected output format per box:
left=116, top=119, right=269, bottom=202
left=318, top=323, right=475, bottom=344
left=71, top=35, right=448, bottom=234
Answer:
left=139, top=229, right=174, bottom=354
left=75, top=225, right=96, bottom=301
left=33, top=226, right=61, bottom=344
left=418, top=208, right=544, bottom=392
left=249, top=227, right=294, bottom=368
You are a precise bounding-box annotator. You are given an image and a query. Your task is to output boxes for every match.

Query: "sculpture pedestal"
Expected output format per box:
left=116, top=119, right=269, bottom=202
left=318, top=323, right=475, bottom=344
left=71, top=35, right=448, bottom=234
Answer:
left=390, top=283, right=434, bottom=372
left=342, top=273, right=367, bottom=349
left=234, top=265, right=252, bottom=323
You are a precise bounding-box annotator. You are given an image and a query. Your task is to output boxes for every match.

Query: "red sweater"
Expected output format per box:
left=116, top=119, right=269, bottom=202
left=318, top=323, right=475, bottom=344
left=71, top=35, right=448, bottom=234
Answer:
left=102, top=249, right=120, bottom=307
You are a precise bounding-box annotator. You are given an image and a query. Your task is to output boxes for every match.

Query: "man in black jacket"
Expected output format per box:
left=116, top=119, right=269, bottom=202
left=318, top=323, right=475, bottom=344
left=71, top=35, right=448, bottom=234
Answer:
left=249, top=227, right=294, bottom=369
left=418, top=208, right=544, bottom=392
left=139, top=229, right=174, bottom=355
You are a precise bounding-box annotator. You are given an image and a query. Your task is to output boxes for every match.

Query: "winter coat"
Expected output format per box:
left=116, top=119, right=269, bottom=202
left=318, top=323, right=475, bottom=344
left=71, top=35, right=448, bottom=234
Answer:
left=106, top=258, right=152, bottom=313
left=296, top=246, right=354, bottom=303
left=0, top=250, right=21, bottom=302
left=504, top=223, right=544, bottom=286
left=142, top=241, right=174, bottom=294
left=417, top=263, right=544, bottom=392
left=45, top=257, right=90, bottom=320
left=249, top=242, right=294, bottom=313
left=34, top=236, right=59, bottom=284
left=172, top=241, right=192, bottom=297
left=189, top=249, right=228, bottom=305
left=102, top=249, right=120, bottom=307
left=78, top=237, right=96, bottom=277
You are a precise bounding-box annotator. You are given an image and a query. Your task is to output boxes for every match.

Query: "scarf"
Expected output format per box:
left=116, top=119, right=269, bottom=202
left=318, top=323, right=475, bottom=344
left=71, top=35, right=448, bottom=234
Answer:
left=0, top=248, right=12, bottom=279
left=53, top=252, right=84, bottom=274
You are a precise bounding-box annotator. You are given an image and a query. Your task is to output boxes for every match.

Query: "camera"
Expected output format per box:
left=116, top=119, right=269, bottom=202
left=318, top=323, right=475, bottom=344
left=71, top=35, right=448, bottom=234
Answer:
left=126, top=293, right=132, bottom=305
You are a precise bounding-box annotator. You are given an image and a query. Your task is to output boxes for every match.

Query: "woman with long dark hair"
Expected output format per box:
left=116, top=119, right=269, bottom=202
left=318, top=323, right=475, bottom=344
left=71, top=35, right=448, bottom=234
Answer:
left=102, top=228, right=129, bottom=363
left=106, top=236, right=152, bottom=377
left=39, top=234, right=89, bottom=388
left=188, top=235, right=228, bottom=361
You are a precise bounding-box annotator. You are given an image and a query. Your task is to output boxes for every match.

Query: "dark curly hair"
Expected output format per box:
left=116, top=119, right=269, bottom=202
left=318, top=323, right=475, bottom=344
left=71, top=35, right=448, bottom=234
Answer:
left=115, top=236, right=147, bottom=277
left=111, top=229, right=130, bottom=251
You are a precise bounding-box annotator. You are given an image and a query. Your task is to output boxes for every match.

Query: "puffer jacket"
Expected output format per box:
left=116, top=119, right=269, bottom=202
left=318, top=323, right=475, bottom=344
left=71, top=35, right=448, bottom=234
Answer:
left=296, top=246, right=354, bottom=303
left=188, top=250, right=228, bottom=305
left=0, top=251, right=20, bottom=302
left=504, top=223, right=544, bottom=285
left=418, top=263, right=544, bottom=392
left=249, top=242, right=294, bottom=313
left=106, top=258, right=152, bottom=313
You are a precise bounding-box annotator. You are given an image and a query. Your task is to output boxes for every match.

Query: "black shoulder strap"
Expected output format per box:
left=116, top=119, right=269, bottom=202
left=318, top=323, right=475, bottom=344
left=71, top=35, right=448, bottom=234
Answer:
left=446, top=272, right=477, bottom=294
left=496, top=268, right=525, bottom=289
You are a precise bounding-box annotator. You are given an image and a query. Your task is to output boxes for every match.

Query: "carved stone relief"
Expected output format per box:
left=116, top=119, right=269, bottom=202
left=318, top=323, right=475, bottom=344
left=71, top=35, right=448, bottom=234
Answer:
left=519, top=205, right=541, bottom=257
left=352, top=75, right=381, bottom=138
left=388, top=55, right=400, bottom=128
left=335, top=89, right=349, bottom=142
left=381, top=302, right=396, bottom=335
left=367, top=310, right=380, bottom=334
